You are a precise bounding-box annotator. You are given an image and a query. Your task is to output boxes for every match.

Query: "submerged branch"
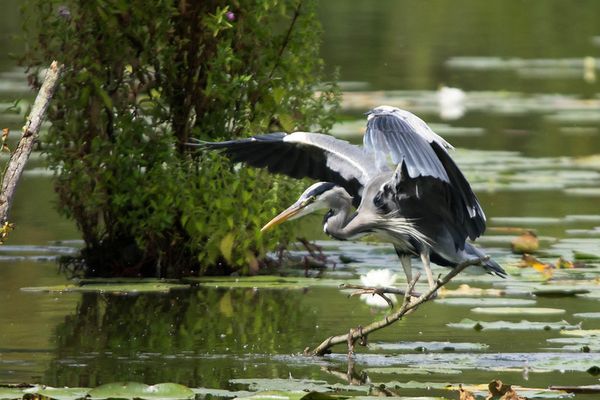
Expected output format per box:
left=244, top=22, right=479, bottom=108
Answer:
left=307, top=256, right=488, bottom=356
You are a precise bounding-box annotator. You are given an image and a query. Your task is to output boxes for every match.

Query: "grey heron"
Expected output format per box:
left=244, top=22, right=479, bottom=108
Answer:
left=192, top=105, right=506, bottom=288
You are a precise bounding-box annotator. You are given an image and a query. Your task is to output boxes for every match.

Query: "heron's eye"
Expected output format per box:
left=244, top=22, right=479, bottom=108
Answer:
left=302, top=196, right=316, bottom=206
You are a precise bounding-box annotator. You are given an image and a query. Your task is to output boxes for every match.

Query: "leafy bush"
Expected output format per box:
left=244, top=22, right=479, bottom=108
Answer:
left=23, top=0, right=339, bottom=276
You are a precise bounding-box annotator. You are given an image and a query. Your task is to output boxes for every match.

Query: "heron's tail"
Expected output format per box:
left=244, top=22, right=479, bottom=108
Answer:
left=464, top=242, right=507, bottom=278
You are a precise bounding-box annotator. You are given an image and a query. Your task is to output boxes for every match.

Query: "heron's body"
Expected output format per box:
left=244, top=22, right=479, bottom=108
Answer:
left=192, top=106, right=506, bottom=287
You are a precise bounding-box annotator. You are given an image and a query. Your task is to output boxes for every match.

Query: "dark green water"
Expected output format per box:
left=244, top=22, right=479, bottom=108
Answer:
left=1, top=1, right=600, bottom=398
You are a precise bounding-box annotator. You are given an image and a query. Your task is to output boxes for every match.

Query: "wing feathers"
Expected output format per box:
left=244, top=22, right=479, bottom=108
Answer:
left=195, top=132, right=373, bottom=206
left=365, top=114, right=450, bottom=181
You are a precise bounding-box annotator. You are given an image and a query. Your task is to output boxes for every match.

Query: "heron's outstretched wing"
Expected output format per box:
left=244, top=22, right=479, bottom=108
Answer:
left=364, top=108, right=452, bottom=181
left=365, top=107, right=485, bottom=239
left=190, top=132, right=376, bottom=206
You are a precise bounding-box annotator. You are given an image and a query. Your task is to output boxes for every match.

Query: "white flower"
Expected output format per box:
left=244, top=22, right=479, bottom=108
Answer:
left=359, top=269, right=397, bottom=308
left=437, top=86, right=466, bottom=120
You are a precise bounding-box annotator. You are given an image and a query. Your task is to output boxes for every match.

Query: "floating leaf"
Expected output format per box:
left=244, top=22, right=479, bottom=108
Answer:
left=140, top=383, right=195, bottom=399
left=370, top=341, right=489, bottom=352
left=235, top=391, right=345, bottom=400
left=364, top=366, right=461, bottom=375
left=21, top=282, right=190, bottom=294
left=0, top=388, right=25, bottom=400
left=193, top=388, right=253, bottom=398
left=511, top=231, right=539, bottom=254
left=230, top=379, right=331, bottom=394
left=435, top=297, right=536, bottom=307
left=573, top=312, right=600, bottom=319
left=25, top=386, right=91, bottom=400
left=560, top=329, right=600, bottom=337
left=88, top=382, right=194, bottom=400
left=88, top=382, right=149, bottom=400
left=548, top=385, right=600, bottom=394
left=439, top=284, right=505, bottom=297
left=187, top=276, right=340, bottom=289
left=518, top=254, right=553, bottom=278
left=384, top=380, right=567, bottom=398
left=573, top=250, right=600, bottom=260
left=470, top=307, right=565, bottom=315
left=448, top=319, right=579, bottom=331
left=533, top=287, right=589, bottom=297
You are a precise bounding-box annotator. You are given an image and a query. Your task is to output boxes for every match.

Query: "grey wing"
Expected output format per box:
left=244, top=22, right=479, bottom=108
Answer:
left=429, top=141, right=486, bottom=239
left=364, top=110, right=451, bottom=181
left=376, top=158, right=485, bottom=250
left=190, top=132, right=375, bottom=206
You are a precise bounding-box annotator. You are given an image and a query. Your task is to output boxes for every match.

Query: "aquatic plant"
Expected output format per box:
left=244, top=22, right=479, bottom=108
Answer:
left=22, top=0, right=339, bottom=276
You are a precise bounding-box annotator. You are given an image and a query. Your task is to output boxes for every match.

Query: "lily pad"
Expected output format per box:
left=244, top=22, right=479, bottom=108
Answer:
left=352, top=397, right=447, bottom=400
left=491, top=216, right=562, bottom=225
left=229, top=379, right=331, bottom=394
left=21, top=282, right=190, bottom=294
left=383, top=380, right=567, bottom=398
left=438, top=284, right=505, bottom=297
left=364, top=367, right=461, bottom=375
left=573, top=250, right=600, bottom=260
left=234, top=391, right=342, bottom=400
left=369, top=341, right=489, bottom=352
left=25, top=386, right=90, bottom=400
left=435, top=297, right=535, bottom=306
left=0, top=388, right=25, bottom=400
left=573, top=312, right=600, bottom=319
left=193, top=388, right=253, bottom=398
left=187, top=276, right=340, bottom=289
left=471, top=307, right=565, bottom=315
left=448, top=318, right=579, bottom=331
left=88, top=382, right=194, bottom=400
left=533, top=287, right=589, bottom=297
left=559, top=329, right=600, bottom=337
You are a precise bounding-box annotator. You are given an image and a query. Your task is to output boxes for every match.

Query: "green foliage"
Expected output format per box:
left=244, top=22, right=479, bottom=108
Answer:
left=22, top=0, right=339, bottom=276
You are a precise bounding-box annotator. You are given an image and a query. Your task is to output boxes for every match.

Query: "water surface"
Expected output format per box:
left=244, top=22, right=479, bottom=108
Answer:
left=1, top=1, right=600, bottom=398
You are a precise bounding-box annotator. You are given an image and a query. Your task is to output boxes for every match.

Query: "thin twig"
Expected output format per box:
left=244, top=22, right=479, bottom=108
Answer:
left=308, top=256, right=488, bottom=356
left=268, top=1, right=303, bottom=80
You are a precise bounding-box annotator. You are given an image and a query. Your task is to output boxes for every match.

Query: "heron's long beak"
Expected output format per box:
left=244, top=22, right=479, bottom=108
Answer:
left=261, top=202, right=305, bottom=232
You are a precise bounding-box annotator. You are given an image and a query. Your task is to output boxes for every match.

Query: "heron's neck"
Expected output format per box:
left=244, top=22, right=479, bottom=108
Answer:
left=323, top=197, right=357, bottom=241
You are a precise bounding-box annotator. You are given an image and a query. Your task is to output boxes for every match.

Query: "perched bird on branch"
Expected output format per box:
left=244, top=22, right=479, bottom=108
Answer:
left=191, top=105, right=506, bottom=288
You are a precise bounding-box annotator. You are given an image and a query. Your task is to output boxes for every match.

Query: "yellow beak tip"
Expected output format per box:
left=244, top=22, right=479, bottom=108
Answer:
left=260, top=205, right=302, bottom=233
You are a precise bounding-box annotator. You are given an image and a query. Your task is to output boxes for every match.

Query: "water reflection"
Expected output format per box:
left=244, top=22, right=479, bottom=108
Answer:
left=0, top=0, right=598, bottom=397
left=44, top=288, right=315, bottom=387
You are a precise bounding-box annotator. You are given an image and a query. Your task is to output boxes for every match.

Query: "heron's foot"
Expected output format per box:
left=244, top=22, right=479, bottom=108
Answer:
left=350, top=288, right=395, bottom=308
left=426, top=287, right=439, bottom=300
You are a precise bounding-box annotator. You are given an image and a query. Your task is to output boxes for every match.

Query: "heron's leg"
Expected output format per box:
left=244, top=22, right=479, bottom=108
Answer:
left=420, top=252, right=435, bottom=290
left=400, top=255, right=412, bottom=283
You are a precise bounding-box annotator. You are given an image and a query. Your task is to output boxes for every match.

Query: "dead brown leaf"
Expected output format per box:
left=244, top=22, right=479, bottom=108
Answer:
left=484, top=380, right=527, bottom=400
left=499, top=388, right=526, bottom=400
left=488, top=379, right=512, bottom=396
left=511, top=230, right=539, bottom=254
left=459, top=384, right=476, bottom=400
left=518, top=254, right=553, bottom=278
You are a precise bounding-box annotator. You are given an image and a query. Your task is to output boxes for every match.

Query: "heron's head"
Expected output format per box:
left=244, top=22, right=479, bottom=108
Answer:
left=261, top=182, right=352, bottom=232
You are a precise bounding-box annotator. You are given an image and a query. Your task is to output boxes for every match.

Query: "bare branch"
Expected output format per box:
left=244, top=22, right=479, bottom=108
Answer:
left=0, top=61, right=62, bottom=227
left=340, top=283, right=421, bottom=298
left=308, top=256, right=488, bottom=356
